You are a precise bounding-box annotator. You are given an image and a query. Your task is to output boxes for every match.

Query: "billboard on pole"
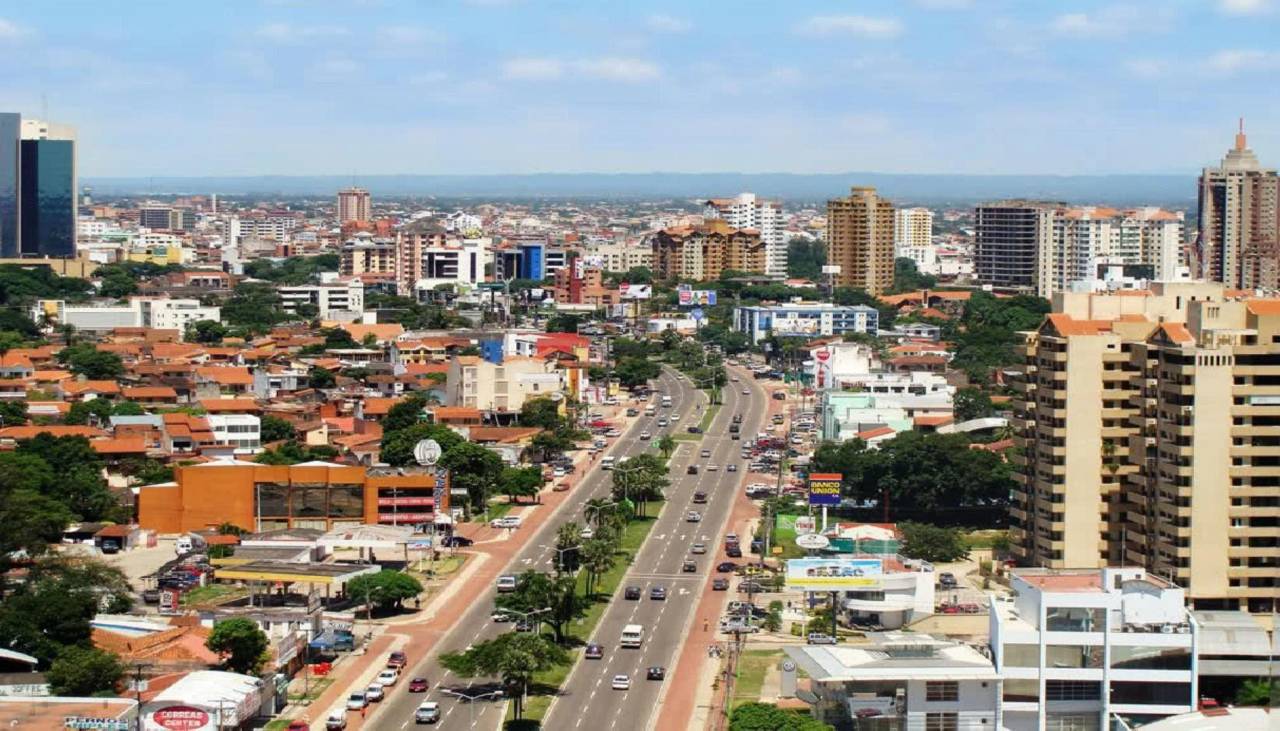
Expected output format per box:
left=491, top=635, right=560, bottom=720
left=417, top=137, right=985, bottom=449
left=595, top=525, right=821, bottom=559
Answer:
left=785, top=558, right=882, bottom=590
left=808, top=473, right=842, bottom=506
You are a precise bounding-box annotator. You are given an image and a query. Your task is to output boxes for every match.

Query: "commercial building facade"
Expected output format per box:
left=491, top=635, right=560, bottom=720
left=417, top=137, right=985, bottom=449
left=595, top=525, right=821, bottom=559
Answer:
left=33, top=297, right=220, bottom=337
left=827, top=186, right=896, bottom=295
left=0, top=112, right=77, bottom=258
left=894, top=206, right=934, bottom=270
left=277, top=278, right=364, bottom=319
left=733, top=303, right=879, bottom=345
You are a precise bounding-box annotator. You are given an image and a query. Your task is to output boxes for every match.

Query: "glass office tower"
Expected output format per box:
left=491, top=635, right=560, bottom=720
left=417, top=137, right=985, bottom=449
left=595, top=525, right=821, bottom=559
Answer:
left=0, top=113, right=18, bottom=258
left=19, top=139, right=76, bottom=257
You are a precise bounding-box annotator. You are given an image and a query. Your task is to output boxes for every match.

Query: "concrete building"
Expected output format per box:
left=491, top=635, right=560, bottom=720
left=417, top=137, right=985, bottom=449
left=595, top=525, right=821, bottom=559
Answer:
left=827, top=186, right=896, bottom=295
left=1197, top=120, right=1280, bottom=289
left=991, top=568, right=1197, bottom=731
left=786, top=634, right=1000, bottom=730
left=0, top=113, right=77, bottom=258
left=1011, top=282, right=1280, bottom=614
left=703, top=192, right=786, bottom=276
left=397, top=220, right=490, bottom=292
left=651, top=220, right=767, bottom=281
left=277, top=278, right=364, bottom=319
left=339, top=232, right=396, bottom=277
left=336, top=187, right=371, bottom=224
left=206, top=414, right=262, bottom=455
left=895, top=206, right=935, bottom=271
left=975, top=201, right=1058, bottom=293
left=821, top=387, right=954, bottom=442
left=445, top=355, right=567, bottom=413
left=807, top=341, right=881, bottom=391
left=33, top=297, right=219, bottom=337
left=581, top=241, right=653, bottom=273
left=732, top=302, right=879, bottom=345
left=551, top=265, right=618, bottom=306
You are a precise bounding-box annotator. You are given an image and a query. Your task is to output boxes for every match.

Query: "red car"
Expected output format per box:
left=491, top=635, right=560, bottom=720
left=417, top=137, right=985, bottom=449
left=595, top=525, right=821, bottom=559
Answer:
left=286, top=722, right=309, bottom=731
left=387, top=651, right=407, bottom=668
left=408, top=677, right=429, bottom=693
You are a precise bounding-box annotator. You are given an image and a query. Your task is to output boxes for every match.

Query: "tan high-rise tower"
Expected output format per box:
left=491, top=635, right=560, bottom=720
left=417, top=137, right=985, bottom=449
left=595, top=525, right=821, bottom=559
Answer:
left=826, top=186, right=895, bottom=294
left=337, top=187, right=372, bottom=224
left=1197, top=119, right=1280, bottom=289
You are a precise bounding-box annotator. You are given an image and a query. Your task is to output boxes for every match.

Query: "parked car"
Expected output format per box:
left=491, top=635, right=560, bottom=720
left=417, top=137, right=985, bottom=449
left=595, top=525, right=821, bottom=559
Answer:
left=414, top=702, right=441, bottom=724
left=806, top=632, right=838, bottom=645
left=514, top=619, right=536, bottom=632
left=325, top=714, right=347, bottom=730
left=376, top=669, right=399, bottom=687
left=440, top=535, right=473, bottom=547
left=286, top=722, right=309, bottom=731
left=408, top=677, right=429, bottom=693
left=938, top=572, right=958, bottom=589
left=584, top=643, right=603, bottom=660
left=716, top=561, right=737, bottom=573
left=346, top=693, right=368, bottom=711
left=712, top=578, right=730, bottom=591
left=725, top=545, right=743, bottom=558
left=364, top=684, right=384, bottom=702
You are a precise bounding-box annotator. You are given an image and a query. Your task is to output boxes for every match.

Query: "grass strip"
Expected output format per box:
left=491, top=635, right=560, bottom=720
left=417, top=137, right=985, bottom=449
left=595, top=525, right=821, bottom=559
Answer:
left=730, top=650, right=784, bottom=709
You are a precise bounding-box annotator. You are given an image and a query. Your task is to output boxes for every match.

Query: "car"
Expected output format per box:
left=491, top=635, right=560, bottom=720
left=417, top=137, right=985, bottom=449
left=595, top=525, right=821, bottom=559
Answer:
left=584, top=643, right=603, bottom=660
left=682, top=560, right=697, bottom=573
left=687, top=426, right=703, bottom=434
left=721, top=620, right=759, bottom=634
left=441, top=535, right=473, bottom=547
left=624, top=585, right=642, bottom=600
left=650, top=585, right=667, bottom=600
left=670, top=413, right=681, bottom=422
left=706, top=464, right=718, bottom=471
left=100, top=540, right=121, bottom=554
left=496, top=575, right=518, bottom=593
left=490, top=516, right=522, bottom=529
left=626, top=408, right=639, bottom=417
left=741, top=389, right=750, bottom=395
left=938, top=572, right=958, bottom=589
left=364, top=684, right=384, bottom=702
left=346, top=693, right=368, bottom=711
left=712, top=578, right=730, bottom=591
left=408, top=677, right=429, bottom=693
left=716, top=561, right=738, bottom=573
left=730, top=432, right=740, bottom=440
left=726, top=545, right=743, bottom=558
left=692, top=491, right=707, bottom=503
left=286, top=722, right=309, bottom=731
left=646, top=666, right=666, bottom=680
left=514, top=619, right=536, bottom=632
left=640, top=431, right=652, bottom=440
left=738, top=580, right=768, bottom=593
left=376, top=669, right=399, bottom=687
left=325, top=714, right=347, bottom=730
left=580, top=527, right=595, bottom=540
left=686, top=511, right=702, bottom=522
left=414, top=701, right=441, bottom=724
left=141, top=589, right=161, bottom=604
left=387, top=651, right=408, bottom=668
left=727, top=464, right=738, bottom=472
left=691, top=542, right=707, bottom=554
left=686, top=464, right=699, bottom=475
left=606, top=428, right=622, bottom=437
left=806, top=632, right=838, bottom=645
left=657, top=418, right=668, bottom=427
left=611, top=674, right=631, bottom=690
left=701, top=449, right=712, bottom=458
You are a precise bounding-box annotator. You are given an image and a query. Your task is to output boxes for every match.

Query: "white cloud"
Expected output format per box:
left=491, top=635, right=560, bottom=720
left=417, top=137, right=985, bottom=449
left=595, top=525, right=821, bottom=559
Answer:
left=254, top=23, right=347, bottom=43
left=1218, top=0, right=1272, bottom=14
left=1050, top=5, right=1159, bottom=38
left=0, top=18, right=30, bottom=41
left=794, top=15, right=903, bottom=39
left=573, top=57, right=660, bottom=82
left=646, top=14, right=692, bottom=33
left=502, top=57, right=564, bottom=80
left=1123, top=58, right=1168, bottom=78
left=1207, top=48, right=1277, bottom=73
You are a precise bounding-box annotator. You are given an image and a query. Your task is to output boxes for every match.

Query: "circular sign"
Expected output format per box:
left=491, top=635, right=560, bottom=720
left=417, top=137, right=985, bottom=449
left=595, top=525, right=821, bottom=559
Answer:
left=549, top=392, right=565, bottom=402
left=413, top=439, right=442, bottom=466
left=152, top=706, right=211, bottom=730
left=782, top=660, right=797, bottom=672
left=815, top=350, right=831, bottom=362
left=796, top=534, right=830, bottom=551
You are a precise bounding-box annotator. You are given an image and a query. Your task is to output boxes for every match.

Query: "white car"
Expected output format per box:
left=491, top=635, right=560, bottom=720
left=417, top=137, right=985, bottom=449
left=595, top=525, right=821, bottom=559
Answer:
left=489, top=516, right=522, bottom=529
left=611, top=674, right=631, bottom=690
left=376, top=669, right=399, bottom=687
left=640, top=431, right=652, bottom=440
left=741, top=389, right=750, bottom=395
left=580, top=527, right=595, bottom=540
left=691, top=542, right=707, bottom=554
left=670, top=414, right=681, bottom=422
left=706, top=464, right=719, bottom=471
left=496, top=575, right=518, bottom=593
left=606, top=429, right=622, bottom=437
left=364, top=684, right=385, bottom=702
left=415, top=701, right=441, bottom=724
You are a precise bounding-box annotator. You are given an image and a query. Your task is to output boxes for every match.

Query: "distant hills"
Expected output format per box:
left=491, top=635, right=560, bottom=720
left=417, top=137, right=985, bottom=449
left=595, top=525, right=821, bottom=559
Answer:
left=83, top=172, right=1198, bottom=206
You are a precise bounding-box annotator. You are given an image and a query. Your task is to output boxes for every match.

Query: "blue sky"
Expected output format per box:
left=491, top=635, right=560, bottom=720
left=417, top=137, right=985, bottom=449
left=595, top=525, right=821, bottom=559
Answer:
left=1, top=0, right=1277, bottom=176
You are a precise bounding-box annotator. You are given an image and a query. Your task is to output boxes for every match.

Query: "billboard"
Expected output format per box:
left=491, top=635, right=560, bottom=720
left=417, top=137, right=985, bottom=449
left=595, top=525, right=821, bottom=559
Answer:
left=808, top=473, right=842, bottom=506
left=785, top=558, right=883, bottom=590
left=678, top=289, right=717, bottom=306
left=619, top=283, right=652, bottom=300
left=771, top=315, right=820, bottom=336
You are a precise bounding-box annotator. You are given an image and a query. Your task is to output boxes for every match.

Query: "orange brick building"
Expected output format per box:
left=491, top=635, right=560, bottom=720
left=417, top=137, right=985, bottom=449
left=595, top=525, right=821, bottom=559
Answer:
left=138, top=460, right=447, bottom=534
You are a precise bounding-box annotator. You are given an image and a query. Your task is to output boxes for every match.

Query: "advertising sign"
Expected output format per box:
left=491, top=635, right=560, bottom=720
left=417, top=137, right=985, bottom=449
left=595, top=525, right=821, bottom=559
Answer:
left=150, top=706, right=211, bottom=730
left=678, top=289, right=717, bottom=306
left=794, top=515, right=816, bottom=535
left=784, top=558, right=883, bottom=590
left=771, top=315, right=820, bottom=336
left=808, top=473, right=842, bottom=506
left=619, top=283, right=652, bottom=300
left=795, top=534, right=830, bottom=551
left=158, top=590, right=179, bottom=614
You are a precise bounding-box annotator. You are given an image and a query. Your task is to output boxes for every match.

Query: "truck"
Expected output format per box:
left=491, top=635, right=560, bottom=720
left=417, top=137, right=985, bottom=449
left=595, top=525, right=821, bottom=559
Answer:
left=620, top=624, right=644, bottom=648
left=175, top=533, right=206, bottom=555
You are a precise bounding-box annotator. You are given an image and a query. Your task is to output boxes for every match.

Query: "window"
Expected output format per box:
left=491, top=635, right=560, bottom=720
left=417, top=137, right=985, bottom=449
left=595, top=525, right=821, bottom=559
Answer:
left=1110, top=681, right=1190, bottom=706
left=1110, top=645, right=1190, bottom=671
left=1002, top=644, right=1039, bottom=667
left=1046, top=680, right=1101, bottom=701
left=255, top=482, right=288, bottom=517
left=925, top=713, right=958, bottom=731
left=1003, top=679, right=1039, bottom=703
left=1045, top=644, right=1104, bottom=669
left=1045, top=606, right=1104, bottom=632
left=926, top=681, right=959, bottom=702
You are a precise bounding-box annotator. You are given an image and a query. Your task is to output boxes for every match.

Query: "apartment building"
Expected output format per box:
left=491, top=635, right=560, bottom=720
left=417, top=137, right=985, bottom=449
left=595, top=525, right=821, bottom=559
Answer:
left=277, top=278, right=364, bottom=319
left=651, top=220, right=767, bottom=281
left=397, top=219, right=489, bottom=291
left=991, top=567, right=1197, bottom=731
left=1197, top=121, right=1279, bottom=289
left=895, top=206, right=934, bottom=270
left=827, top=186, right=896, bottom=295
left=551, top=265, right=618, bottom=306
left=976, top=202, right=1059, bottom=293
left=445, top=355, right=566, bottom=413
left=1011, top=282, right=1280, bottom=614
left=339, top=232, right=396, bottom=277
left=703, top=192, right=786, bottom=276
left=205, top=414, right=262, bottom=455
left=581, top=241, right=652, bottom=273
left=33, top=297, right=220, bottom=337
left=337, top=187, right=371, bottom=224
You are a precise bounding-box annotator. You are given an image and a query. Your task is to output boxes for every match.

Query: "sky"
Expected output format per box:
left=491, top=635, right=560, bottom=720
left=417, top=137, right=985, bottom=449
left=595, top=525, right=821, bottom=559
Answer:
left=1, top=0, right=1278, bottom=177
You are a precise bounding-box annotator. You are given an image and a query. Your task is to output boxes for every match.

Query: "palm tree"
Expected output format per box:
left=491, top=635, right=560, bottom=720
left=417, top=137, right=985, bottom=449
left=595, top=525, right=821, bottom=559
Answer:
left=580, top=539, right=615, bottom=597
left=554, top=522, right=581, bottom=575
left=657, top=434, right=676, bottom=460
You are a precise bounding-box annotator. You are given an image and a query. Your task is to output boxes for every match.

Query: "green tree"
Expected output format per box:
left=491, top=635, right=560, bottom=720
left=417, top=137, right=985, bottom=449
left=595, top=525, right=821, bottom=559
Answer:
left=494, top=570, right=583, bottom=644
left=57, top=344, right=125, bottom=380
left=221, top=282, right=288, bottom=334
left=346, top=570, right=424, bottom=615
left=439, top=441, right=504, bottom=513
left=498, top=466, right=543, bottom=504
left=729, top=702, right=830, bottom=731
left=529, top=428, right=575, bottom=462
left=763, top=601, right=783, bottom=633
left=785, top=238, right=826, bottom=280
left=186, top=319, right=228, bottom=344
left=890, top=257, right=938, bottom=294
left=308, top=366, right=336, bottom=389
left=553, top=522, right=581, bottom=575
left=580, top=538, right=616, bottom=598
left=259, top=415, right=297, bottom=443
left=900, top=522, right=970, bottom=563
left=112, top=400, right=145, bottom=416
left=611, top=453, right=669, bottom=517
left=953, top=387, right=995, bottom=422
left=382, top=394, right=428, bottom=434
left=65, top=397, right=114, bottom=426
left=656, top=434, right=676, bottom=459
left=1235, top=677, right=1279, bottom=706
left=206, top=618, right=270, bottom=675
left=519, top=397, right=564, bottom=430
left=321, top=327, right=358, bottom=350
left=0, top=400, right=29, bottom=427
left=546, top=313, right=583, bottom=333
left=46, top=646, right=123, bottom=696
left=10, top=435, right=119, bottom=522
left=379, top=422, right=464, bottom=467
left=439, top=633, right=570, bottom=720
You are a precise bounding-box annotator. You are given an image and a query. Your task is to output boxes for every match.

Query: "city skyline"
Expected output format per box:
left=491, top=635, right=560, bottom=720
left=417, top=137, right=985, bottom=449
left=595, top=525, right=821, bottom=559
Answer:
left=1, top=1, right=1278, bottom=178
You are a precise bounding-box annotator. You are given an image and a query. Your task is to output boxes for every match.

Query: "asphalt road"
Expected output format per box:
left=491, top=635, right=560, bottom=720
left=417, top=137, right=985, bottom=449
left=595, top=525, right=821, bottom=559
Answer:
left=541, top=366, right=768, bottom=731
left=368, top=368, right=703, bottom=730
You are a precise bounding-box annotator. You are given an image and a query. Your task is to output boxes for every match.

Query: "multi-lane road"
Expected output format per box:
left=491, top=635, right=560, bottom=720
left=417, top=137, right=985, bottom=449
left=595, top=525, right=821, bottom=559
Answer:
left=367, top=368, right=703, bottom=730
left=541, top=366, right=767, bottom=731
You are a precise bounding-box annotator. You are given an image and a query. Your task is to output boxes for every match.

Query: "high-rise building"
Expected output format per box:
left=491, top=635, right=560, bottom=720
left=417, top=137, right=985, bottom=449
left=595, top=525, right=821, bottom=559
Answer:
left=652, top=220, right=767, bottom=281
left=0, top=113, right=77, bottom=258
left=894, top=207, right=934, bottom=271
left=1197, top=120, right=1280, bottom=289
left=975, top=201, right=1057, bottom=294
left=1011, top=282, right=1280, bottom=614
left=826, top=186, right=895, bottom=295
left=704, top=193, right=785, bottom=276
left=337, top=187, right=372, bottom=224
left=138, top=205, right=173, bottom=230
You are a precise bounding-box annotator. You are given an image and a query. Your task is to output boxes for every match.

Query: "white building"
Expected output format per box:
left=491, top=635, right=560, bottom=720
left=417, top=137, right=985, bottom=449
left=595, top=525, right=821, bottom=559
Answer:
left=205, top=414, right=262, bottom=455
left=582, top=241, right=653, bottom=273
left=807, top=341, right=881, bottom=391
left=410, top=237, right=489, bottom=293
left=1036, top=207, right=1184, bottom=298
left=141, top=670, right=263, bottom=731
left=443, top=210, right=482, bottom=233
left=733, top=303, right=879, bottom=345
left=704, top=192, right=786, bottom=276
left=786, top=634, right=1000, bottom=729
left=820, top=383, right=955, bottom=441
left=895, top=207, right=935, bottom=269
left=990, top=568, right=1198, bottom=731
left=277, top=278, right=364, bottom=319
left=35, top=297, right=220, bottom=338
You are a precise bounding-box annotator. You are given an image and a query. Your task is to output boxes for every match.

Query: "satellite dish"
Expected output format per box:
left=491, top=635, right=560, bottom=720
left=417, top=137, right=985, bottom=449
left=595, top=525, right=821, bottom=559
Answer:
left=413, top=439, right=442, bottom=466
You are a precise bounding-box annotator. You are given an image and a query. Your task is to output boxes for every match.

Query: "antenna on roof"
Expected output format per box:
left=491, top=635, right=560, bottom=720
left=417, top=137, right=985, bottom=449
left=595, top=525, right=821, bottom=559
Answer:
left=1235, top=117, right=1247, bottom=151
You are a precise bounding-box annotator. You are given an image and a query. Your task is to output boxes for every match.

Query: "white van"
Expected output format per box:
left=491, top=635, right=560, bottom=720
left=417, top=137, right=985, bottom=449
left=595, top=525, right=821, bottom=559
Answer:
left=620, top=624, right=644, bottom=648
left=601, top=456, right=616, bottom=470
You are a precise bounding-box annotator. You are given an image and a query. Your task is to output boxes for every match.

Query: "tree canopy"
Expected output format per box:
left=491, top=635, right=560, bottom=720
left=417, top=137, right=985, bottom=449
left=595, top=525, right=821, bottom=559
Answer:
left=899, top=522, right=971, bottom=563
left=57, top=344, right=125, bottom=380
left=730, top=702, right=831, bottom=731
left=47, top=646, right=123, bottom=696
left=785, top=238, right=826, bottom=281
left=206, top=618, right=270, bottom=675
left=439, top=441, right=505, bottom=512
left=439, top=632, right=570, bottom=720
left=346, top=570, right=423, bottom=613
